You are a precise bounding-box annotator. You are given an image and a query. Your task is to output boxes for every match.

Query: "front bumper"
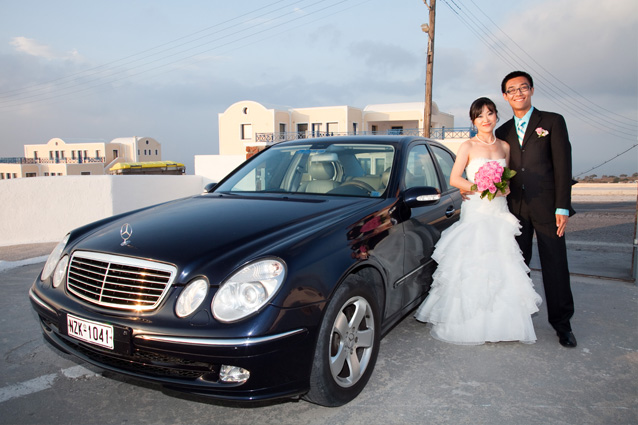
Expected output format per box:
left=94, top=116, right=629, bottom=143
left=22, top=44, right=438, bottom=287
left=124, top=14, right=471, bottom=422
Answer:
left=29, top=287, right=318, bottom=402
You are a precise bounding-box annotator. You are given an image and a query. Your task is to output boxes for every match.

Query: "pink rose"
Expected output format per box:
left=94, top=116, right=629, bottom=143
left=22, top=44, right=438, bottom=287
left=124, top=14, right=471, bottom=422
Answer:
left=535, top=127, right=549, bottom=137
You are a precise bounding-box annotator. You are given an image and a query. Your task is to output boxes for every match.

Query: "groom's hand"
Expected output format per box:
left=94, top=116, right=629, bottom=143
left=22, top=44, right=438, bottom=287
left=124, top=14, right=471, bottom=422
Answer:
left=460, top=189, right=473, bottom=200
left=556, top=214, right=569, bottom=237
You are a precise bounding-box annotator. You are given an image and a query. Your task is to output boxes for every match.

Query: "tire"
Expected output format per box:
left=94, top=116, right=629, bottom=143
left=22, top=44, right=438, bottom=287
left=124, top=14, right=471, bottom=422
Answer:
left=304, top=274, right=381, bottom=406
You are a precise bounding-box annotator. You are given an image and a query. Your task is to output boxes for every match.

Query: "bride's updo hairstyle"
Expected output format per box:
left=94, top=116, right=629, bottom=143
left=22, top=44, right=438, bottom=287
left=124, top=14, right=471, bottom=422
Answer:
left=469, top=97, right=499, bottom=123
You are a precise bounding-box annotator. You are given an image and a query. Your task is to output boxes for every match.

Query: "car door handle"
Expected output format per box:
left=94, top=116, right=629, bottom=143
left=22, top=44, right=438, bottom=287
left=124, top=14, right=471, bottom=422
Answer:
left=445, top=206, right=455, bottom=218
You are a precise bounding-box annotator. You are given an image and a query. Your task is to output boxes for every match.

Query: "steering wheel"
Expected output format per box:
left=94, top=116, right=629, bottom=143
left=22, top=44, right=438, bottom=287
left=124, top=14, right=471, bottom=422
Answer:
left=339, top=180, right=376, bottom=194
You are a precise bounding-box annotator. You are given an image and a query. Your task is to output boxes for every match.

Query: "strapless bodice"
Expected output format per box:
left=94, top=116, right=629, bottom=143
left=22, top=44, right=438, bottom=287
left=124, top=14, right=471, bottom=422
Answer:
left=465, top=158, right=507, bottom=183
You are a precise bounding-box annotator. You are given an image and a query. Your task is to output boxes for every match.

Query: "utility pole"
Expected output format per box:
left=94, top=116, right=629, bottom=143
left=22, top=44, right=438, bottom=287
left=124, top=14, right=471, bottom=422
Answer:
left=421, top=0, right=436, bottom=138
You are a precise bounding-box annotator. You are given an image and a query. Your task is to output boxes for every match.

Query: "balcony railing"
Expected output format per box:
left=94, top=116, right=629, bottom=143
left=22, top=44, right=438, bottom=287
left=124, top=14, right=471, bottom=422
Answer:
left=0, top=157, right=105, bottom=164
left=254, top=127, right=476, bottom=144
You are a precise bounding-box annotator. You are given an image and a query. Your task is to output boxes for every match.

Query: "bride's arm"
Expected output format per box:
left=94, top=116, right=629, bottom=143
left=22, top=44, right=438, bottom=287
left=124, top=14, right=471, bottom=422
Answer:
left=496, top=140, right=511, bottom=197
left=502, top=140, right=511, bottom=167
left=449, top=141, right=475, bottom=192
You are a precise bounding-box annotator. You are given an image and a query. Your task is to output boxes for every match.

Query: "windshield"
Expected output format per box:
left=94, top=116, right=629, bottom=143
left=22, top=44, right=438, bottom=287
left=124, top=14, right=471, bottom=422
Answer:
left=215, top=143, right=395, bottom=198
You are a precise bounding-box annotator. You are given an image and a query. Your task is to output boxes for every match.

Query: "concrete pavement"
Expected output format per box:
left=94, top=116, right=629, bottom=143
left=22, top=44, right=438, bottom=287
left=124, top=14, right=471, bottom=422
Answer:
left=0, top=263, right=636, bottom=424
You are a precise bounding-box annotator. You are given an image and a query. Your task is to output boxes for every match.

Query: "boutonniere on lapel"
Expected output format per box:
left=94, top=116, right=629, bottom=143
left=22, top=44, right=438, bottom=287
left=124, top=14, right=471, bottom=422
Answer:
left=535, top=127, right=549, bottom=137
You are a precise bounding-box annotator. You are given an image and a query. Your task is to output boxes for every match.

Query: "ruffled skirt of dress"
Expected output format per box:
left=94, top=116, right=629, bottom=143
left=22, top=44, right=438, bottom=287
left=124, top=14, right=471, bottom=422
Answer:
left=414, top=195, right=542, bottom=345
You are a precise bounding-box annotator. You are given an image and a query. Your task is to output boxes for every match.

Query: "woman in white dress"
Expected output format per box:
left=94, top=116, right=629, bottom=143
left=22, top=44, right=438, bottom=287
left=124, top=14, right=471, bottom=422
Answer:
left=415, top=97, right=542, bottom=345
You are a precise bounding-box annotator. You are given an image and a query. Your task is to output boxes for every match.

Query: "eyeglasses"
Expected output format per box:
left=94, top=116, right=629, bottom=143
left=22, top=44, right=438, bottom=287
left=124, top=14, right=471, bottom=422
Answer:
left=506, top=84, right=531, bottom=96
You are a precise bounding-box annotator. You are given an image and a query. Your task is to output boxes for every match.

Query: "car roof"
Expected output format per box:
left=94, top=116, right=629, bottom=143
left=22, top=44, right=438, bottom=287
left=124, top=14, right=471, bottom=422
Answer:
left=269, top=135, right=438, bottom=148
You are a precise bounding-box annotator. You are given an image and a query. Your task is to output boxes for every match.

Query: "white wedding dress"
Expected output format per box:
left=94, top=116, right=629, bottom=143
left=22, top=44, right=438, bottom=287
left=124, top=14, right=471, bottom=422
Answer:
left=415, top=158, right=542, bottom=345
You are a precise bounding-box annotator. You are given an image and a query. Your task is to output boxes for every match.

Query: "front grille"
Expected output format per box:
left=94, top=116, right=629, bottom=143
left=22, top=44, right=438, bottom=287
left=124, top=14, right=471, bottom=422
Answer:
left=67, top=251, right=177, bottom=311
left=62, top=335, right=215, bottom=380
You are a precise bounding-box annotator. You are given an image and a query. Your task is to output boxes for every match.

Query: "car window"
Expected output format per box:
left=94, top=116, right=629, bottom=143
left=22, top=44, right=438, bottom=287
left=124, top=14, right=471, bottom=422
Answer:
left=429, top=145, right=456, bottom=190
left=216, top=143, right=395, bottom=198
left=404, top=145, right=441, bottom=191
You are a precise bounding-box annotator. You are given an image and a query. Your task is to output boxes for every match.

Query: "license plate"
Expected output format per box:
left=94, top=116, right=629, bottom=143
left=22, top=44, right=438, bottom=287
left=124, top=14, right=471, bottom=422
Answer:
left=67, top=314, right=114, bottom=350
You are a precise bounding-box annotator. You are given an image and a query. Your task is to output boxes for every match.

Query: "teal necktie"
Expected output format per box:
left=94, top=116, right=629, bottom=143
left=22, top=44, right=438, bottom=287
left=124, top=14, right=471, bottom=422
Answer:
left=517, top=121, right=526, bottom=145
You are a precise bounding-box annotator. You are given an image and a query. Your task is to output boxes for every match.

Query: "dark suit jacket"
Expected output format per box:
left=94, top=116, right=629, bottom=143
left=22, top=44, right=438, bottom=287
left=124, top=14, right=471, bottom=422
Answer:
left=495, top=108, right=575, bottom=223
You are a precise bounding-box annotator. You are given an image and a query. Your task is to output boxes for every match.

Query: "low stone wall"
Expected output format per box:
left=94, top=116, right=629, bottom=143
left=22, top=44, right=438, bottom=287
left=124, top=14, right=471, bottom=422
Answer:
left=572, top=183, right=637, bottom=202
left=1, top=175, right=205, bottom=246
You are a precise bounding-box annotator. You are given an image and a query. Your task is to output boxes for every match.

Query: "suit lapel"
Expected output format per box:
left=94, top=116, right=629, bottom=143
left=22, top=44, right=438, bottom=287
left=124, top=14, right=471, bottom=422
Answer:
left=522, top=109, right=542, bottom=147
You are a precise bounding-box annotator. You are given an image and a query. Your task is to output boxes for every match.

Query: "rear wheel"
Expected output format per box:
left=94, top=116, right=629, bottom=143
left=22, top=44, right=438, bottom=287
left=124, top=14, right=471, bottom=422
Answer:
left=304, top=274, right=381, bottom=406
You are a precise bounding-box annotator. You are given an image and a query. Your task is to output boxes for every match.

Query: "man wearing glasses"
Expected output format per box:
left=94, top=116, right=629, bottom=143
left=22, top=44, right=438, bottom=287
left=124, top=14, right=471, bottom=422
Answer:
left=495, top=71, right=577, bottom=348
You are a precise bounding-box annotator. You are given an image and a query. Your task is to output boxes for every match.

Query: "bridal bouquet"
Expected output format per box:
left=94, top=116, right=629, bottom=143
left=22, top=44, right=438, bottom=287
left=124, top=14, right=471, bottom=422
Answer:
left=470, top=161, right=517, bottom=201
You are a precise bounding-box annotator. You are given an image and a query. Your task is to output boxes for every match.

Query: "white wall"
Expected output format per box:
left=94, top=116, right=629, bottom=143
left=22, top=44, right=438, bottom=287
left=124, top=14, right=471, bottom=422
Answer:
left=0, top=175, right=204, bottom=246
left=194, top=154, right=246, bottom=184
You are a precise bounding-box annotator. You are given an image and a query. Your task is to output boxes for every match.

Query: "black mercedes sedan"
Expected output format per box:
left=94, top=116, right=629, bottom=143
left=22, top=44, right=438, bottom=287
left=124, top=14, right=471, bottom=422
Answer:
left=29, top=136, right=461, bottom=406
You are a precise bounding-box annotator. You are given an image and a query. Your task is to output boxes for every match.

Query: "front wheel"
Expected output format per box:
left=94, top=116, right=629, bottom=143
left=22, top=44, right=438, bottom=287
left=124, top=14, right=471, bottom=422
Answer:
left=304, top=274, right=381, bottom=406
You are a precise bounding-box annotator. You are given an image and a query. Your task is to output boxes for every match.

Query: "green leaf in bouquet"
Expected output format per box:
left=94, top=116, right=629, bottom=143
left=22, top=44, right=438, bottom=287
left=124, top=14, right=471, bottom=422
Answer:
left=502, top=167, right=517, bottom=180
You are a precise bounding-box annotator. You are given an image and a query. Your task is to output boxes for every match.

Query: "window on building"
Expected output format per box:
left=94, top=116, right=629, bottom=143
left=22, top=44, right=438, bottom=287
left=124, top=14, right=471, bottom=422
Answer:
left=279, top=123, right=286, bottom=141
left=26, top=173, right=36, bottom=177
left=297, top=123, right=308, bottom=139
left=327, top=122, right=338, bottom=136
left=113, top=149, right=118, bottom=158
left=81, top=172, right=91, bottom=175
left=390, top=126, right=404, bottom=135
left=0, top=173, right=4, bottom=179
left=95, top=150, right=100, bottom=158
left=375, top=158, right=386, bottom=176
left=241, top=124, right=253, bottom=140
left=372, top=125, right=378, bottom=134
left=84, top=150, right=88, bottom=159
left=353, top=122, right=358, bottom=135
left=72, top=151, right=76, bottom=160
left=311, top=123, right=322, bottom=137
left=49, top=151, right=54, bottom=160
left=44, top=172, right=49, bottom=176
left=155, top=149, right=158, bottom=155
left=359, top=158, right=371, bottom=175
left=34, top=151, right=39, bottom=159
left=138, top=149, right=141, bottom=155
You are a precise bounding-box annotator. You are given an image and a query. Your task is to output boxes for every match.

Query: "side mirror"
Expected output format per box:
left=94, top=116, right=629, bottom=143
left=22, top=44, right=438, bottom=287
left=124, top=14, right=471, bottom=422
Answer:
left=203, top=182, right=217, bottom=193
left=403, top=186, right=441, bottom=208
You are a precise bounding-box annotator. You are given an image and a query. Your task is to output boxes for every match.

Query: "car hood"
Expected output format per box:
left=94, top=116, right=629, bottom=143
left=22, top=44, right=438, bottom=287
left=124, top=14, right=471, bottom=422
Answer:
left=71, top=193, right=380, bottom=280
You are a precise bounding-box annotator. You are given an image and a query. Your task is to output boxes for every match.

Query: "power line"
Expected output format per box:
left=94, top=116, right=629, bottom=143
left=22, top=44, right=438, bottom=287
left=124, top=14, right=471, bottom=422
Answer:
left=441, top=0, right=637, bottom=174
left=574, top=144, right=638, bottom=177
left=0, top=0, right=295, bottom=99
left=465, top=0, right=637, bottom=129
left=0, top=0, right=358, bottom=111
left=441, top=0, right=637, bottom=141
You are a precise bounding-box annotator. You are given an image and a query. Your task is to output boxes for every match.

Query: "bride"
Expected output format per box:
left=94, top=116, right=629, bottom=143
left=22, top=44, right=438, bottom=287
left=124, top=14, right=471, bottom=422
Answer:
left=415, top=97, right=542, bottom=345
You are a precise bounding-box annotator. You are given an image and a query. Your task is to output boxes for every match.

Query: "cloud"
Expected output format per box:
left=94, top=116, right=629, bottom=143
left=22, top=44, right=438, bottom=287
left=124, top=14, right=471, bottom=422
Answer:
left=497, top=0, right=637, bottom=94
left=10, top=36, right=82, bottom=62
left=348, top=41, right=420, bottom=76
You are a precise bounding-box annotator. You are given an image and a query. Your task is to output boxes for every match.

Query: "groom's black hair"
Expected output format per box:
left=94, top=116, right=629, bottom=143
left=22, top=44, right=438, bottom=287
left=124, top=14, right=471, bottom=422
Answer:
left=501, top=71, right=534, bottom=93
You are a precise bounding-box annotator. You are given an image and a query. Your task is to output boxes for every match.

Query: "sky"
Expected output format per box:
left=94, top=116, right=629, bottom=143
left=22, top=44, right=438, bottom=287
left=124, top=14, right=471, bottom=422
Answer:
left=0, top=0, right=636, bottom=177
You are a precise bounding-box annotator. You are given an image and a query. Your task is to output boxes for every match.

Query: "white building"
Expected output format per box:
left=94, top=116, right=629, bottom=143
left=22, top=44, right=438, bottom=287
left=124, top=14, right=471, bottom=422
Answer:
left=217, top=101, right=459, bottom=157
left=0, top=136, right=162, bottom=179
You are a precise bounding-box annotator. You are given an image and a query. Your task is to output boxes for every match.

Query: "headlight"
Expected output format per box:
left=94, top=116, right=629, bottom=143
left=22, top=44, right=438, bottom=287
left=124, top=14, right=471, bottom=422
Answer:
left=52, top=255, right=69, bottom=288
left=212, top=258, right=286, bottom=323
left=41, top=234, right=70, bottom=281
left=175, top=278, right=209, bottom=318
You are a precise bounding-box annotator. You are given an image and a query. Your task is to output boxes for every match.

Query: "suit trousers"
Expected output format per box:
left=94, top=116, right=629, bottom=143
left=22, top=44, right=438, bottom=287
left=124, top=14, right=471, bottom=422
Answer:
left=514, top=200, right=574, bottom=333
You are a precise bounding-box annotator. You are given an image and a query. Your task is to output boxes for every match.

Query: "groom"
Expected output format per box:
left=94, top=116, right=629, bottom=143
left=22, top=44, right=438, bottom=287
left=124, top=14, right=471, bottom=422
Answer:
left=495, top=71, right=577, bottom=348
